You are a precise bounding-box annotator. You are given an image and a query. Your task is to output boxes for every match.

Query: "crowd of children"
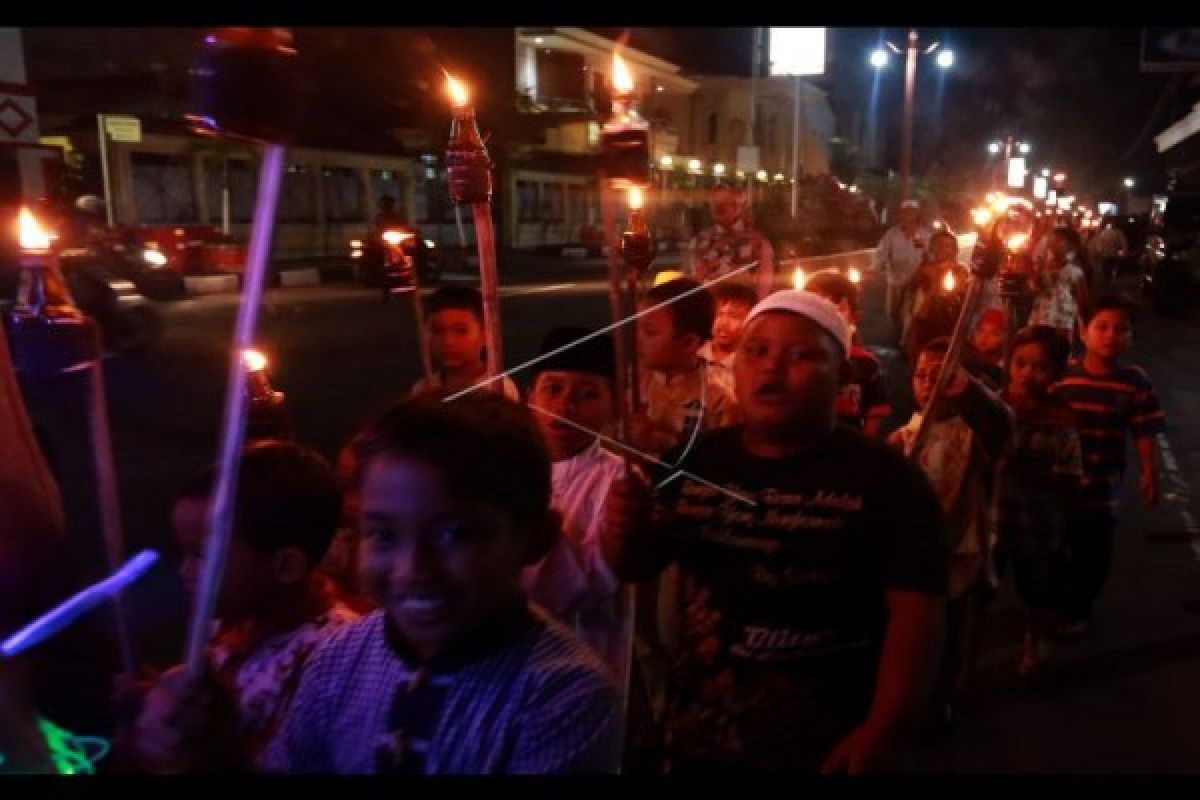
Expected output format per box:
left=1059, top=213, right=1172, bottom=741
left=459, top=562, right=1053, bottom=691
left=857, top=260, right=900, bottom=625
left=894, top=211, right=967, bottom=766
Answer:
left=0, top=211, right=1168, bottom=773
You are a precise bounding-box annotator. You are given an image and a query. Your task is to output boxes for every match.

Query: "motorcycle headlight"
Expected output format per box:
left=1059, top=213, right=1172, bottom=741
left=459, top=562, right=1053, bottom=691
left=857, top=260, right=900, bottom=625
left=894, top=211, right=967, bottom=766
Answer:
left=142, top=249, right=168, bottom=268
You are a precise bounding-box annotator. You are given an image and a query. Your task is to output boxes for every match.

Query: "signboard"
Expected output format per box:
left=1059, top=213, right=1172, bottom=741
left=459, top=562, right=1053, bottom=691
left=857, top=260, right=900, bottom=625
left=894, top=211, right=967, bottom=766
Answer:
left=1007, top=157, right=1026, bottom=189
left=0, top=91, right=38, bottom=143
left=1141, top=28, right=1200, bottom=72
left=104, top=115, right=142, bottom=143
left=769, top=28, right=826, bottom=76
left=1047, top=189, right=1058, bottom=207
left=736, top=145, right=760, bottom=172
left=1032, top=175, right=1048, bottom=199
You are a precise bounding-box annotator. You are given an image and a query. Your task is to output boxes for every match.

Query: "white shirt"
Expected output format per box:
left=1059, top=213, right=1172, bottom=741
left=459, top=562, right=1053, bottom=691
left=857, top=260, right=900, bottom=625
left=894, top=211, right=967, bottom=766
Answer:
left=522, top=441, right=632, bottom=691
left=876, top=224, right=933, bottom=287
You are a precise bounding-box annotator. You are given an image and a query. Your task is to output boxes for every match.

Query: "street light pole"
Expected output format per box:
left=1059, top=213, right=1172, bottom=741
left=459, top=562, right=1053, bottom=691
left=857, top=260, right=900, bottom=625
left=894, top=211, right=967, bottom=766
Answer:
left=791, top=76, right=805, bottom=217
left=899, top=29, right=918, bottom=202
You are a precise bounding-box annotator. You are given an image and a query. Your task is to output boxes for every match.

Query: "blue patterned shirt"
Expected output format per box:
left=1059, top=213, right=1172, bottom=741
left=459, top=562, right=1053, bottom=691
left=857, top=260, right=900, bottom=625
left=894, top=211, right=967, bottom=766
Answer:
left=261, top=606, right=621, bottom=774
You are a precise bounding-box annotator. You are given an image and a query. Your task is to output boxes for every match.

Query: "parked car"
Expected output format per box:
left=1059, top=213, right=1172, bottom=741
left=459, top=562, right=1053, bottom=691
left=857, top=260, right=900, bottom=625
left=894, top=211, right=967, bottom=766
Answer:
left=1141, top=191, right=1200, bottom=314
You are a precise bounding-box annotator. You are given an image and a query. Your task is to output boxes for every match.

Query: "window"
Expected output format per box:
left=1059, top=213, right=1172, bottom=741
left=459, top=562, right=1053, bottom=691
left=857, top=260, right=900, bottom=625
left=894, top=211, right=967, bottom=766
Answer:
left=540, top=182, right=565, bottom=222
left=203, top=158, right=258, bottom=225
left=566, top=183, right=587, bottom=226
left=131, top=152, right=196, bottom=224
left=277, top=164, right=317, bottom=223
left=708, top=112, right=719, bottom=146
left=370, top=169, right=406, bottom=218
left=322, top=167, right=366, bottom=223
left=517, top=180, right=540, bottom=222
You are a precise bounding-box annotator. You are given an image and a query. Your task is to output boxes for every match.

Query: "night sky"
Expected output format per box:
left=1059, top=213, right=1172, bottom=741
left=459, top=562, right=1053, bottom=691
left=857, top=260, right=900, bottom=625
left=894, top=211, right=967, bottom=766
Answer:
left=603, top=27, right=1184, bottom=202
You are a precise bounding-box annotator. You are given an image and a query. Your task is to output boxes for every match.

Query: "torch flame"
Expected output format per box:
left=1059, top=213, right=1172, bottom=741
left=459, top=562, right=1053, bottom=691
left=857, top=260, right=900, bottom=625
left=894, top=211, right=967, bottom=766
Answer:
left=971, top=207, right=992, bottom=227
left=381, top=229, right=414, bottom=246
left=942, top=271, right=957, bottom=292
left=612, top=52, right=635, bottom=95
left=627, top=186, right=644, bottom=211
left=792, top=268, right=807, bottom=290
left=17, top=207, right=53, bottom=252
left=1006, top=232, right=1029, bottom=251
left=445, top=72, right=469, bottom=109
left=846, top=267, right=862, bottom=285
left=242, top=348, right=268, bottom=373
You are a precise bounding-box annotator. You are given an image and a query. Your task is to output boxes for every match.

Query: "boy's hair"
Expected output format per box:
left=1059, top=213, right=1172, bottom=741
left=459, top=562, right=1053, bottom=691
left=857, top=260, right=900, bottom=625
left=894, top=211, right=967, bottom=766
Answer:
left=530, top=326, right=616, bottom=383
left=1083, top=292, right=1136, bottom=327
left=426, top=286, right=484, bottom=325
left=177, top=441, right=342, bottom=566
left=643, top=278, right=715, bottom=342
left=917, top=336, right=951, bottom=361
left=712, top=282, right=759, bottom=310
left=930, top=230, right=958, bottom=253
left=1007, top=325, right=1070, bottom=378
left=348, top=392, right=552, bottom=535
left=804, top=270, right=860, bottom=313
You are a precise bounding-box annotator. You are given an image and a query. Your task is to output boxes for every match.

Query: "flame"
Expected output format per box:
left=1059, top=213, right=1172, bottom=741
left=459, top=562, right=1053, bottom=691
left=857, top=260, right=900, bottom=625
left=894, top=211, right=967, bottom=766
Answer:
left=971, top=207, right=992, bottom=227
left=445, top=72, right=469, bottom=109
left=627, top=186, right=644, bottom=211
left=942, top=271, right=957, bottom=292
left=792, top=268, right=807, bottom=290
left=612, top=52, right=635, bottom=94
left=1006, top=232, right=1029, bottom=251
left=846, top=267, right=862, bottom=285
left=242, top=348, right=268, bottom=373
left=17, top=207, right=53, bottom=252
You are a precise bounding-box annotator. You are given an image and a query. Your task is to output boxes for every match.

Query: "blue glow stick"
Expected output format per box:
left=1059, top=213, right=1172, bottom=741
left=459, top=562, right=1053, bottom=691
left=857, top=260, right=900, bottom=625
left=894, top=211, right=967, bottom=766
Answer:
left=0, top=550, right=159, bottom=659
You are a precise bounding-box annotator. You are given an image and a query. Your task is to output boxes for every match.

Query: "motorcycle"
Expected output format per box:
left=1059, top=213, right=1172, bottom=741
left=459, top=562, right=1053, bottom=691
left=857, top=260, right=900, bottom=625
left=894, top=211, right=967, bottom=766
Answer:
left=59, top=229, right=187, bottom=303
left=350, top=227, right=441, bottom=300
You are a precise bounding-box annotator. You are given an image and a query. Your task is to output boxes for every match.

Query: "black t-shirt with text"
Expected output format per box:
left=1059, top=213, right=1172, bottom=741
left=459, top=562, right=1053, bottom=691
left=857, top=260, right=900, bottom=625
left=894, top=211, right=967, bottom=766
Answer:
left=654, top=424, right=947, bottom=771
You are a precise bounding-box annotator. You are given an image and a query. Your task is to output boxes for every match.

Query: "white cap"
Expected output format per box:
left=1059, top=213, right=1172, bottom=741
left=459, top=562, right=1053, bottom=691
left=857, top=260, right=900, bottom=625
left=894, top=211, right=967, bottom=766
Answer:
left=744, top=289, right=852, bottom=358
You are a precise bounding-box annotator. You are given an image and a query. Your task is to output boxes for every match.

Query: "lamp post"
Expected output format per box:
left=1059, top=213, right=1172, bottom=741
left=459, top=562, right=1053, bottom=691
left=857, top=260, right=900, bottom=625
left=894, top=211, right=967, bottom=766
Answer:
left=871, top=30, right=954, bottom=202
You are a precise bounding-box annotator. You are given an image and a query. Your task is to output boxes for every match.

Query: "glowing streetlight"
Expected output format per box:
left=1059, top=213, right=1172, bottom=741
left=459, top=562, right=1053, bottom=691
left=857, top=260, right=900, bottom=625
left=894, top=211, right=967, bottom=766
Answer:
left=659, top=154, right=674, bottom=169
left=1018, top=142, right=1031, bottom=155
left=1123, top=177, right=1135, bottom=189
left=713, top=163, right=726, bottom=177
left=870, top=49, right=888, bottom=68
left=936, top=49, right=954, bottom=68
left=988, top=142, right=1002, bottom=155
left=756, top=170, right=769, bottom=182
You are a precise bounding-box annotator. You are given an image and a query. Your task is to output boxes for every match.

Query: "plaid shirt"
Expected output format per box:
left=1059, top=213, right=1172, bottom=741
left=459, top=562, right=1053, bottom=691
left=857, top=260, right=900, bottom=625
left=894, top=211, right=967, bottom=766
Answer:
left=261, top=607, right=621, bottom=774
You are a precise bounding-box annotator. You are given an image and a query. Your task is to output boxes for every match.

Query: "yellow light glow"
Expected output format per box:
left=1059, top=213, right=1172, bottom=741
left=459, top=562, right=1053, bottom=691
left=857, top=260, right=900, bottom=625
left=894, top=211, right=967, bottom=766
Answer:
left=445, top=73, right=469, bottom=108
left=627, top=186, right=644, bottom=211
left=1006, top=232, right=1029, bottom=251
left=17, top=207, right=53, bottom=252
left=612, top=52, right=635, bottom=94
left=847, top=267, right=862, bottom=284
left=242, top=348, right=268, bottom=373
left=942, top=271, right=957, bottom=292
left=659, top=154, right=673, bottom=168
left=971, top=207, right=992, bottom=227
left=792, top=268, right=807, bottom=290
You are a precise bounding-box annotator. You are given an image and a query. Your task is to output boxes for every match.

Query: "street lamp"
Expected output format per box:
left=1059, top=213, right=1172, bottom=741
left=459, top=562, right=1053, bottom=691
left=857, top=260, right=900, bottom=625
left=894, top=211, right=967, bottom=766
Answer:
left=988, top=142, right=1001, bottom=155
left=1018, top=142, right=1031, bottom=155
left=1123, top=176, right=1135, bottom=189
left=871, top=29, right=953, bottom=202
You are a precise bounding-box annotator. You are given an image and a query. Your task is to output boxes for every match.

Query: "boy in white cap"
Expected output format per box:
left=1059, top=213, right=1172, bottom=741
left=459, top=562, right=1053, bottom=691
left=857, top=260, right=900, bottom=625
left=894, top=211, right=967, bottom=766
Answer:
left=604, top=290, right=947, bottom=773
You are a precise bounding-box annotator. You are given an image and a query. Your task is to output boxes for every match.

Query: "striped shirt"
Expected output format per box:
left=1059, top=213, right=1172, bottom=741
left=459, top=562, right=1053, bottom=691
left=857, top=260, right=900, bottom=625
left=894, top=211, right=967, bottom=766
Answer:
left=261, top=607, right=621, bottom=774
left=1051, top=360, right=1165, bottom=513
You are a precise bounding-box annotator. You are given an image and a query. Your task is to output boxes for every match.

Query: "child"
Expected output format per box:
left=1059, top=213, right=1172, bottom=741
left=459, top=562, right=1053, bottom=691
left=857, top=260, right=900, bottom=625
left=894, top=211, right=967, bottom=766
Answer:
left=699, top=282, right=758, bottom=394
left=120, top=441, right=360, bottom=770
left=902, top=232, right=969, bottom=364
left=1050, top=293, right=1164, bottom=636
left=962, top=308, right=1007, bottom=389
left=523, top=326, right=632, bottom=688
left=605, top=290, right=948, bottom=772
left=409, top=286, right=518, bottom=401
left=805, top=271, right=892, bottom=436
left=634, top=277, right=739, bottom=457
left=888, top=337, right=1012, bottom=732
left=129, top=393, right=621, bottom=774
left=998, top=326, right=1083, bottom=676
left=1029, top=227, right=1090, bottom=346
